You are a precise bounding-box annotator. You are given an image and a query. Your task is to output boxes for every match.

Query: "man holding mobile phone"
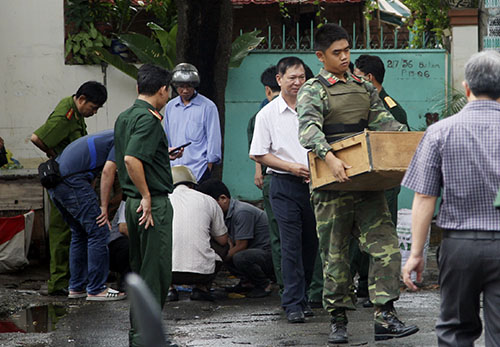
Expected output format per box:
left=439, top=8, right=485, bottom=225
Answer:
left=164, top=63, right=222, bottom=184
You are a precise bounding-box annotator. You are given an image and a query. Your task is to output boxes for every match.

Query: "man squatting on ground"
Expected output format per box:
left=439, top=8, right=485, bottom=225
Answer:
left=349, top=54, right=410, bottom=306
left=296, top=23, right=418, bottom=343
left=167, top=165, right=229, bottom=302
left=402, top=50, right=500, bottom=347
left=47, top=129, right=126, bottom=301
left=31, top=81, right=107, bottom=296
left=114, top=64, right=182, bottom=347
left=249, top=56, right=318, bottom=323
left=164, top=63, right=222, bottom=184
left=198, top=179, right=275, bottom=299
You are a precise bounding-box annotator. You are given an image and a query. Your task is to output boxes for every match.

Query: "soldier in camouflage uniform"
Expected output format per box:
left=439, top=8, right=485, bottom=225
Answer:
left=296, top=23, right=419, bottom=344
left=349, top=54, right=410, bottom=307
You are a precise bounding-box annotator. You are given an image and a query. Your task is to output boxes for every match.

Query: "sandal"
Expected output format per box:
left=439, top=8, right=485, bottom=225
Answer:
left=86, top=288, right=127, bottom=302
left=68, top=291, right=87, bottom=299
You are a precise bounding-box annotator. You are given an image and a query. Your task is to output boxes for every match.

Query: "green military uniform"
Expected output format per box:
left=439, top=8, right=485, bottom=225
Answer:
left=247, top=106, right=283, bottom=293
left=114, top=99, right=174, bottom=347
left=379, top=88, right=408, bottom=225
left=33, top=96, right=87, bottom=294
left=349, top=88, right=409, bottom=298
left=297, top=68, right=405, bottom=313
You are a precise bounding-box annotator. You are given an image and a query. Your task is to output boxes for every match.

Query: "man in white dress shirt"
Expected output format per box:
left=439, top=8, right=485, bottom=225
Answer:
left=249, top=56, right=318, bottom=323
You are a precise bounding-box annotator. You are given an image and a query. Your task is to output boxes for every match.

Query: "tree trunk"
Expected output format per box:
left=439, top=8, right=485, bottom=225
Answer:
left=175, top=0, right=233, bottom=180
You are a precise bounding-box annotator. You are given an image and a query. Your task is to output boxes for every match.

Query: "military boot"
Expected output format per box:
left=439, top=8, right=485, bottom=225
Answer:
left=374, top=301, right=419, bottom=341
left=328, top=309, right=348, bottom=344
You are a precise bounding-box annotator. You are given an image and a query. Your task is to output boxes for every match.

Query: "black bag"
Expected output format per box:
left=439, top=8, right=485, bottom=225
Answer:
left=38, top=158, right=63, bottom=189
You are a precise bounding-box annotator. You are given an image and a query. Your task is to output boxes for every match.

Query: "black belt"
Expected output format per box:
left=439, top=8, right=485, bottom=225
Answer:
left=271, top=172, right=307, bottom=184
left=443, top=230, right=500, bottom=240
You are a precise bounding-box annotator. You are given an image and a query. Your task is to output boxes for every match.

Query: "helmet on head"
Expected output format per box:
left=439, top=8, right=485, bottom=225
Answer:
left=172, top=165, right=198, bottom=186
left=171, top=63, right=200, bottom=88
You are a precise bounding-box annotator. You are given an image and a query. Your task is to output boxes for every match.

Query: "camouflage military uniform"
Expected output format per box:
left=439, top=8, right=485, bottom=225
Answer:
left=297, top=68, right=405, bottom=313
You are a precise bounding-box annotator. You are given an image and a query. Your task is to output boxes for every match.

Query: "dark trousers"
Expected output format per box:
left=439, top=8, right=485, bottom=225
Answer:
left=126, top=196, right=172, bottom=347
left=269, top=174, right=318, bottom=314
left=437, top=236, right=500, bottom=347
left=172, top=263, right=221, bottom=285
left=262, top=174, right=283, bottom=292
left=108, top=236, right=131, bottom=291
left=226, top=248, right=274, bottom=288
left=172, top=240, right=228, bottom=286
left=197, top=166, right=212, bottom=185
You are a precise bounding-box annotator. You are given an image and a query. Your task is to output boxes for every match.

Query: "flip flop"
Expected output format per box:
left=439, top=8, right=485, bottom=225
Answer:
left=68, top=291, right=87, bottom=299
left=86, top=288, right=127, bottom=302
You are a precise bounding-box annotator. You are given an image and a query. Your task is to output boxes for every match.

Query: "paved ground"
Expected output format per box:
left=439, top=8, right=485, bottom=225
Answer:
left=0, top=246, right=487, bottom=346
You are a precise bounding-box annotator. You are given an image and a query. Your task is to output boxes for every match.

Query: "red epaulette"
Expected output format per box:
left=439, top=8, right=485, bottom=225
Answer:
left=65, top=109, right=74, bottom=120
left=149, top=109, right=163, bottom=121
left=351, top=74, right=362, bottom=83
left=327, top=77, right=338, bottom=85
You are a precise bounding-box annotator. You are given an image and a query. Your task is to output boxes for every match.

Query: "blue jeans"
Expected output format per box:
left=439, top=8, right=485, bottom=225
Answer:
left=48, top=175, right=109, bottom=295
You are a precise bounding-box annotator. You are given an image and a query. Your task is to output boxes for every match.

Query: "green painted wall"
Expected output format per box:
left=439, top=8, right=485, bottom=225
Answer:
left=223, top=50, right=448, bottom=209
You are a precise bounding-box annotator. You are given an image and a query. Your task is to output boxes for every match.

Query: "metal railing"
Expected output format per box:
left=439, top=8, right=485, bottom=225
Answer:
left=240, top=20, right=432, bottom=51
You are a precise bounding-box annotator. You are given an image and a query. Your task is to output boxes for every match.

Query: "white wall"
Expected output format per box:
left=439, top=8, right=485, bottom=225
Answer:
left=0, top=0, right=137, bottom=168
left=451, top=25, right=478, bottom=90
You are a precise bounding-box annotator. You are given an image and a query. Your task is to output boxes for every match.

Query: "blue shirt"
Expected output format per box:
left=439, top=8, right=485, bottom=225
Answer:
left=402, top=100, right=500, bottom=231
left=163, top=92, right=222, bottom=180
left=56, top=129, right=115, bottom=181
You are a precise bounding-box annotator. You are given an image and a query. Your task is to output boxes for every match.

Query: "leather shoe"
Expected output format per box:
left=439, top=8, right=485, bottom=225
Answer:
left=190, top=288, right=215, bottom=302
left=167, top=288, right=178, bottom=302
left=303, top=304, right=314, bottom=317
left=328, top=320, right=348, bottom=344
left=362, top=298, right=374, bottom=308
left=286, top=310, right=305, bottom=323
left=374, top=305, right=419, bottom=341
left=225, top=282, right=253, bottom=293
left=308, top=301, right=322, bottom=309
left=246, top=286, right=271, bottom=298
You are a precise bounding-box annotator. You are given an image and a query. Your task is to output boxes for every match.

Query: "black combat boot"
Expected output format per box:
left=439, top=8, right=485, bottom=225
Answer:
left=374, top=301, right=419, bottom=341
left=328, top=309, right=348, bottom=344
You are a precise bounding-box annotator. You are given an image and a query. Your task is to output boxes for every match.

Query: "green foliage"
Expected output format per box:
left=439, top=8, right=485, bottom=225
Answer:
left=65, top=0, right=112, bottom=32
left=431, top=88, right=467, bottom=118
left=363, top=0, right=379, bottom=22
left=65, top=23, right=111, bottom=65
left=278, top=1, right=291, bottom=19
left=402, top=0, right=450, bottom=48
left=229, top=30, right=264, bottom=69
left=94, top=25, right=262, bottom=79
left=313, top=0, right=327, bottom=26
left=93, top=22, right=177, bottom=79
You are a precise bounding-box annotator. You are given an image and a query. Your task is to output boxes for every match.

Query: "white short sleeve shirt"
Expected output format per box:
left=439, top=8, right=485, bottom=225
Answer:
left=169, top=185, right=227, bottom=274
left=249, top=94, right=309, bottom=174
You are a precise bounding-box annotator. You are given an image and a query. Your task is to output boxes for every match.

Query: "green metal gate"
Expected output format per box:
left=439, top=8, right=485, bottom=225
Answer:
left=223, top=49, right=449, bottom=208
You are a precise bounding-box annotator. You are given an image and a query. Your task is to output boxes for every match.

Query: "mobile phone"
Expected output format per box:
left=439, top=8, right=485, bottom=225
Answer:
left=169, top=142, right=191, bottom=155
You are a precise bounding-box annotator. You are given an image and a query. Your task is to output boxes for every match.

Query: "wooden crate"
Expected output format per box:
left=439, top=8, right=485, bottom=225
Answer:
left=308, top=131, right=424, bottom=191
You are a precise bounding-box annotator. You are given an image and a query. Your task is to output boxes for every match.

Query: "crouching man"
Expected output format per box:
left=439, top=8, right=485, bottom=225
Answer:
left=168, top=165, right=229, bottom=302
left=198, top=179, right=275, bottom=298
left=47, top=129, right=125, bottom=301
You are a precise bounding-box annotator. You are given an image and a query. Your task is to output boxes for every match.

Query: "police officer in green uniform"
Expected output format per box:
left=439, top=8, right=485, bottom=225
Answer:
left=114, top=64, right=180, bottom=347
left=348, top=54, right=410, bottom=306
left=31, top=81, right=107, bottom=295
left=296, top=24, right=419, bottom=344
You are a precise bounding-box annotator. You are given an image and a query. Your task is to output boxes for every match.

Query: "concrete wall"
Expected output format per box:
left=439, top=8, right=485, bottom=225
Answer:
left=0, top=0, right=137, bottom=169
left=450, top=25, right=478, bottom=90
